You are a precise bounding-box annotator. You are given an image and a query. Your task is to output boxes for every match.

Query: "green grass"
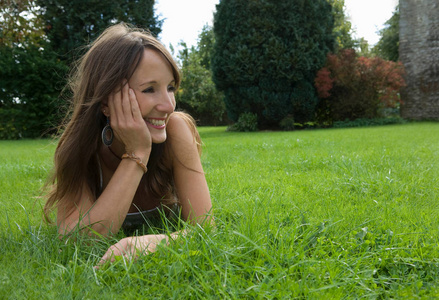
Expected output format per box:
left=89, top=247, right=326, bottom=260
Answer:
left=1, top=122, right=439, bottom=298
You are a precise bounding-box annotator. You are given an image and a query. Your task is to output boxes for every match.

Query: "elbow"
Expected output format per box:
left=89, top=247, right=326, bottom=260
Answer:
left=184, top=210, right=214, bottom=227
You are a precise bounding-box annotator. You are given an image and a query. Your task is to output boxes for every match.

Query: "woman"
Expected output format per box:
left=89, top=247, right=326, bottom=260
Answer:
left=44, top=23, right=212, bottom=264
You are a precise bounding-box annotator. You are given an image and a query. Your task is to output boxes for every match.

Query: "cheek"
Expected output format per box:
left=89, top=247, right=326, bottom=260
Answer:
left=133, top=90, right=141, bottom=104
left=135, top=94, right=152, bottom=110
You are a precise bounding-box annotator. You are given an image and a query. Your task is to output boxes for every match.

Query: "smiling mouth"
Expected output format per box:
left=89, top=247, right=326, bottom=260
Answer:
left=145, top=118, right=166, bottom=129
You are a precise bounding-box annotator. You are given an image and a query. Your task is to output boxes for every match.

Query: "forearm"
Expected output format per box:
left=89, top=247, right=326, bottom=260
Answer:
left=60, top=159, right=145, bottom=237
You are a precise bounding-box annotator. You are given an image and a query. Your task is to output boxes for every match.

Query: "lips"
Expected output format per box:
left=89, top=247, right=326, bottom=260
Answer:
left=145, top=118, right=166, bottom=129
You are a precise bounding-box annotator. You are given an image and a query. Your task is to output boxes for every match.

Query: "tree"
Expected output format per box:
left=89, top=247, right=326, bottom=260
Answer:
left=373, top=6, right=399, bottom=62
left=327, top=0, right=356, bottom=51
left=0, top=44, right=68, bottom=138
left=197, top=24, right=215, bottom=70
left=0, top=0, right=45, bottom=48
left=37, top=0, right=162, bottom=63
left=176, top=25, right=226, bottom=126
left=212, top=0, right=334, bottom=129
left=357, top=37, right=371, bottom=57
left=0, top=0, right=67, bottom=138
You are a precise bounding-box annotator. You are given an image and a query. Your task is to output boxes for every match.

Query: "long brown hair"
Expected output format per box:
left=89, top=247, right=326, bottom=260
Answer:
left=44, top=23, right=198, bottom=222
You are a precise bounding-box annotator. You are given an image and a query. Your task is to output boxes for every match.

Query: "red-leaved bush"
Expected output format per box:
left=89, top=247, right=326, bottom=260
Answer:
left=315, top=49, right=406, bottom=122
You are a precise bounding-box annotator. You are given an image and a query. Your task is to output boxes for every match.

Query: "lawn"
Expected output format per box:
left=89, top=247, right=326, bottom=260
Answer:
left=1, top=122, right=438, bottom=298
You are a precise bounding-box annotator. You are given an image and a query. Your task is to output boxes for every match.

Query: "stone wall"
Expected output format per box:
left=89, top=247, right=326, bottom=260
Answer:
left=399, top=0, right=439, bottom=119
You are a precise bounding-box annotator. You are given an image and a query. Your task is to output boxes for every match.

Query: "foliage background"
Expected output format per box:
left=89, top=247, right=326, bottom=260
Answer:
left=212, top=0, right=335, bottom=129
left=315, top=49, right=406, bottom=123
left=372, top=5, right=400, bottom=62
left=0, top=0, right=162, bottom=139
left=0, top=0, right=406, bottom=137
left=175, top=25, right=228, bottom=126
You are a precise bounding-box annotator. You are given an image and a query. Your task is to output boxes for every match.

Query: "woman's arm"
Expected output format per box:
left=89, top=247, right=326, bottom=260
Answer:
left=58, top=84, right=151, bottom=237
left=98, top=113, right=213, bottom=265
left=57, top=159, right=145, bottom=236
left=166, top=113, right=212, bottom=224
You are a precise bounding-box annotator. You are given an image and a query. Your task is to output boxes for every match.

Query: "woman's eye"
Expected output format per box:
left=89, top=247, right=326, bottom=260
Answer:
left=142, top=87, right=154, bottom=93
left=168, top=85, right=176, bottom=93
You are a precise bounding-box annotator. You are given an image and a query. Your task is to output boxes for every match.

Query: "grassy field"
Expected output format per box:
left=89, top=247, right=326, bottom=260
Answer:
left=1, top=122, right=438, bottom=298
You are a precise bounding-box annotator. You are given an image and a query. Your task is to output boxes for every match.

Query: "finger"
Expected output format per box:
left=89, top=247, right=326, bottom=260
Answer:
left=100, top=247, right=117, bottom=264
left=109, top=88, right=124, bottom=123
left=98, top=251, right=111, bottom=265
left=129, top=88, right=143, bottom=121
left=121, top=82, right=132, bottom=118
left=123, top=252, right=135, bottom=262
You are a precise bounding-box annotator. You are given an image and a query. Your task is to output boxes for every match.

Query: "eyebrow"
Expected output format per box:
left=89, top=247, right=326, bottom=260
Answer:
left=139, top=81, right=157, bottom=87
left=139, top=79, right=175, bottom=87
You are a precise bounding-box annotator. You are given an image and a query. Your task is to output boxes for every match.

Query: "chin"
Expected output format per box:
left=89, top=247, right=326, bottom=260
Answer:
left=151, top=134, right=167, bottom=144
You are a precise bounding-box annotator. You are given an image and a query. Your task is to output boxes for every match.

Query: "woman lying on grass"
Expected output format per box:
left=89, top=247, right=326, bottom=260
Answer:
left=44, top=23, right=212, bottom=264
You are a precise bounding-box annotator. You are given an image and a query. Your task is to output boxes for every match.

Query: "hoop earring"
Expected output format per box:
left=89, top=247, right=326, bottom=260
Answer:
left=101, top=117, right=113, bottom=146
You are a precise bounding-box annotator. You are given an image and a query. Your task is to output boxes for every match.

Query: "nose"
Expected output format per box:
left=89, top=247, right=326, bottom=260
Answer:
left=157, top=89, right=175, bottom=113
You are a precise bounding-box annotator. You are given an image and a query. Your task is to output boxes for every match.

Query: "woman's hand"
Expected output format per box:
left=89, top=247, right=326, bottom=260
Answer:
left=97, top=234, right=168, bottom=265
left=108, top=82, right=151, bottom=160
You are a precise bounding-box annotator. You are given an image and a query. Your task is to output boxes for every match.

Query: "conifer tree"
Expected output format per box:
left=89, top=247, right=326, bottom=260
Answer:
left=212, top=0, right=334, bottom=128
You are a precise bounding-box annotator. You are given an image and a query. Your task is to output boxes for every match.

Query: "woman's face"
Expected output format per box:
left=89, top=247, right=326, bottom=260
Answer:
left=128, top=48, right=176, bottom=144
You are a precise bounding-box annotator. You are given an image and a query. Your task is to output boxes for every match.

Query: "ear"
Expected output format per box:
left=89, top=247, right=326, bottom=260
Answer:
left=101, top=101, right=110, bottom=117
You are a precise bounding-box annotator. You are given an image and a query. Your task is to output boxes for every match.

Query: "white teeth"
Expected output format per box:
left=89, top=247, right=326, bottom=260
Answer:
left=147, top=119, right=165, bottom=126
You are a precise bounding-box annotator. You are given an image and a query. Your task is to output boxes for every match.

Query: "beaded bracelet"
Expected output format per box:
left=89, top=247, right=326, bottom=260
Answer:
left=122, top=153, right=148, bottom=174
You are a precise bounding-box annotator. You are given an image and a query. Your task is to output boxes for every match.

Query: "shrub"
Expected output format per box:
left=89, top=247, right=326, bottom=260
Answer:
left=0, top=108, right=25, bottom=139
left=332, top=117, right=408, bottom=128
left=279, top=115, right=295, bottom=131
left=227, top=112, right=258, bottom=132
left=315, top=49, right=406, bottom=122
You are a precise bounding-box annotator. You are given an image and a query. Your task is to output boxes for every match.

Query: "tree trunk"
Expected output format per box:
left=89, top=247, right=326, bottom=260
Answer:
left=399, top=0, right=439, bottom=119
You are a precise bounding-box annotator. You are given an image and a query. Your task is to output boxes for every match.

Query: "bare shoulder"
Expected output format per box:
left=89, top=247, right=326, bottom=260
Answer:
left=167, top=112, right=201, bottom=151
left=166, top=112, right=202, bottom=167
